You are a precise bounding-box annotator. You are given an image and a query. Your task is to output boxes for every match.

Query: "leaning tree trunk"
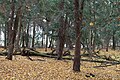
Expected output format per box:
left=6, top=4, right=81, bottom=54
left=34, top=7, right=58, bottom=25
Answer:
left=73, top=0, right=84, bottom=72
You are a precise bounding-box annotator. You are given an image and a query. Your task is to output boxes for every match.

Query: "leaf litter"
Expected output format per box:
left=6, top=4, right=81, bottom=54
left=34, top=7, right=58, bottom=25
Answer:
left=0, top=55, right=120, bottom=80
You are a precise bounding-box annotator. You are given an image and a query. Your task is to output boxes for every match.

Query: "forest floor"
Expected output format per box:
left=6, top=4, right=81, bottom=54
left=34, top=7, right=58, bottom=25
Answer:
left=0, top=48, right=120, bottom=80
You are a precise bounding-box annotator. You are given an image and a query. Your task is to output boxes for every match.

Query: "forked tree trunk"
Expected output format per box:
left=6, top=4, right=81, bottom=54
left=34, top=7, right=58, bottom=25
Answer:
left=73, top=0, right=84, bottom=72
left=7, top=4, right=22, bottom=60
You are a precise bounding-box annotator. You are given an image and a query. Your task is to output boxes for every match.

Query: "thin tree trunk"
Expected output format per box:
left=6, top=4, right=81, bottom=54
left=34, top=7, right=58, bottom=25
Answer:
left=48, top=30, right=54, bottom=50
left=26, top=21, right=30, bottom=48
left=105, top=38, right=110, bottom=52
left=41, top=28, right=44, bottom=48
left=73, top=0, right=84, bottom=72
left=32, top=22, right=36, bottom=48
left=49, top=37, right=52, bottom=48
left=112, top=31, right=116, bottom=50
left=0, top=24, right=2, bottom=44
left=45, top=21, right=49, bottom=52
left=106, top=42, right=109, bottom=52
left=45, top=34, right=48, bottom=51
left=66, top=35, right=73, bottom=50
left=4, top=23, right=7, bottom=49
left=49, top=37, right=53, bottom=50
left=14, top=17, right=22, bottom=52
left=22, top=31, right=25, bottom=48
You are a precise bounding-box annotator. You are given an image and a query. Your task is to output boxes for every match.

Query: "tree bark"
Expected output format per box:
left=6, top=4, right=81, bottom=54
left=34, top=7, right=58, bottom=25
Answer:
left=105, top=37, right=110, bottom=52
left=6, top=0, right=15, bottom=60
left=73, top=0, right=84, bottom=72
left=22, top=31, right=25, bottom=48
left=14, top=17, right=22, bottom=52
left=26, top=21, right=30, bottom=48
left=41, top=28, right=44, bottom=48
left=4, top=23, right=7, bottom=49
left=49, top=36, right=53, bottom=48
left=45, top=21, right=49, bottom=52
left=7, top=2, right=22, bottom=60
left=32, top=22, right=36, bottom=48
left=56, top=0, right=66, bottom=60
left=66, top=35, right=73, bottom=50
left=112, top=31, right=116, bottom=50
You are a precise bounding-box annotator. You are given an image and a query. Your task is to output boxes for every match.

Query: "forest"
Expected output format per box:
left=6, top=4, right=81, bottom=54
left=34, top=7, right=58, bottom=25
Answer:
left=0, top=0, right=120, bottom=80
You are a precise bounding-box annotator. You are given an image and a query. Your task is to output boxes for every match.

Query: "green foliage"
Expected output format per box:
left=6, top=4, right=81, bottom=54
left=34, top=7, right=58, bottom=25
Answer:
left=0, top=0, right=119, bottom=48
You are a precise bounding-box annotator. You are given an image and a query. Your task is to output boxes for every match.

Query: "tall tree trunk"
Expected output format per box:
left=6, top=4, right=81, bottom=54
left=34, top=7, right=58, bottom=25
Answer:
left=22, top=31, right=25, bottom=48
left=41, top=28, right=44, bottom=48
left=4, top=23, right=7, bottom=49
left=32, top=22, right=36, bottom=48
left=0, top=24, right=2, bottom=44
left=6, top=21, right=9, bottom=47
left=14, top=17, right=22, bottom=52
left=45, top=21, right=49, bottom=52
left=26, top=21, right=30, bottom=48
left=6, top=0, right=15, bottom=60
left=56, top=0, right=66, bottom=60
left=73, top=0, right=84, bottom=72
left=7, top=4, right=22, bottom=60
